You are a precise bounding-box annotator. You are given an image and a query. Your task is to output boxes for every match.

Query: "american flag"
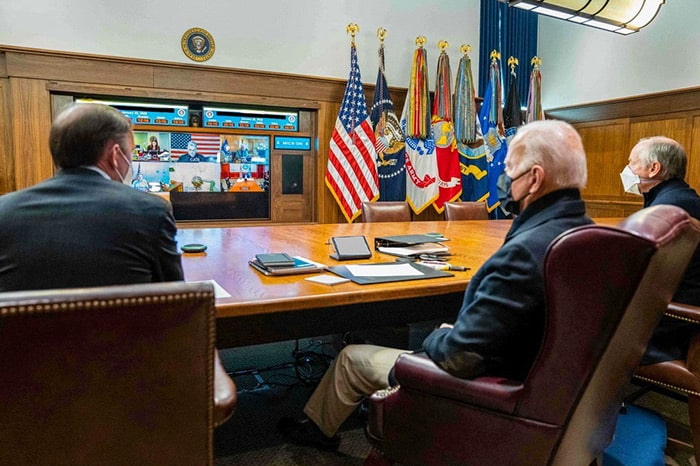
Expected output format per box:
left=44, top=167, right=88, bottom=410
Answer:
left=325, top=45, right=379, bottom=223
left=170, top=133, right=221, bottom=160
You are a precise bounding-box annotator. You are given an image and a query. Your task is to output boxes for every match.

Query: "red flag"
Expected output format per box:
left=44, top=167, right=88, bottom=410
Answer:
left=325, top=45, right=379, bottom=222
left=432, top=49, right=462, bottom=213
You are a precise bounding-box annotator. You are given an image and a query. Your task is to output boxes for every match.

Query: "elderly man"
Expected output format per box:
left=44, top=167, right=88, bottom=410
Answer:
left=621, top=136, right=700, bottom=364
left=278, top=119, right=593, bottom=451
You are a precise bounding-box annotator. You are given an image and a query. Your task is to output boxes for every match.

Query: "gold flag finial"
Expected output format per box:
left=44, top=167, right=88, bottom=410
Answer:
left=459, top=44, right=472, bottom=56
left=346, top=23, right=359, bottom=45
left=438, top=40, right=449, bottom=53
left=531, top=56, right=542, bottom=69
left=490, top=50, right=501, bottom=62
left=415, top=36, right=427, bottom=48
left=377, top=27, right=387, bottom=43
left=507, top=56, right=519, bottom=73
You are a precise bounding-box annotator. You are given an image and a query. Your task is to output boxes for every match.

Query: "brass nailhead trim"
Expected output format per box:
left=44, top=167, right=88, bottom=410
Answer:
left=634, top=374, right=700, bottom=398
left=1, top=291, right=215, bottom=316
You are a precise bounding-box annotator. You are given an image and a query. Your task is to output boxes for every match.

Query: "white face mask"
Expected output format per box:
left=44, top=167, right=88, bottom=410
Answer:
left=620, top=165, right=642, bottom=196
left=117, top=147, right=134, bottom=186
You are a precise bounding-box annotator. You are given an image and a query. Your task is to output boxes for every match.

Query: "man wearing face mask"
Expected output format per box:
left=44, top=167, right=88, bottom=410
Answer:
left=0, top=103, right=183, bottom=291
left=622, top=136, right=700, bottom=364
left=278, top=119, right=593, bottom=451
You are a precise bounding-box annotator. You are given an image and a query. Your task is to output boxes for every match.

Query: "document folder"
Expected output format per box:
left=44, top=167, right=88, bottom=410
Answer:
left=374, top=234, right=450, bottom=258
left=327, top=261, right=453, bottom=285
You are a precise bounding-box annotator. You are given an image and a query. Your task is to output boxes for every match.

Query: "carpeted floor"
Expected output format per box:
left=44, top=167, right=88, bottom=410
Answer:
left=214, top=336, right=697, bottom=466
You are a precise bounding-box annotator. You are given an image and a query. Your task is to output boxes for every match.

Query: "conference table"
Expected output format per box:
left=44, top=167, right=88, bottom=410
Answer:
left=177, top=218, right=621, bottom=348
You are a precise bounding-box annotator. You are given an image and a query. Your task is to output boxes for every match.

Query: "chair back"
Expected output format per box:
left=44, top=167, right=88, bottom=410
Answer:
left=443, top=201, right=489, bottom=221
left=362, top=201, right=411, bottom=223
left=525, top=205, right=700, bottom=464
left=0, top=281, right=219, bottom=466
left=365, top=205, right=700, bottom=465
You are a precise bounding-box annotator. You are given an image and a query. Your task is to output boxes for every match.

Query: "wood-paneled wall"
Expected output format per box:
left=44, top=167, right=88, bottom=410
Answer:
left=5, top=46, right=698, bottom=223
left=548, top=88, right=700, bottom=218
left=0, top=46, right=407, bottom=225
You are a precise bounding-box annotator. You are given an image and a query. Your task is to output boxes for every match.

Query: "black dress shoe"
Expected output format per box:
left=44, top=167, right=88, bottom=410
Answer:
left=277, top=416, right=341, bottom=451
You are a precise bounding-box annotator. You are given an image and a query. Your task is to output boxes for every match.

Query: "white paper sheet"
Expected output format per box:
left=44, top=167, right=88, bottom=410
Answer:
left=345, top=263, right=424, bottom=277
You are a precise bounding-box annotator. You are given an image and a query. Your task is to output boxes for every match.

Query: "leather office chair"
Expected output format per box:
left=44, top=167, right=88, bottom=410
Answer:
left=632, top=302, right=700, bottom=464
left=362, top=201, right=411, bottom=223
left=0, top=281, right=237, bottom=466
left=365, top=205, right=700, bottom=466
left=443, top=201, right=489, bottom=221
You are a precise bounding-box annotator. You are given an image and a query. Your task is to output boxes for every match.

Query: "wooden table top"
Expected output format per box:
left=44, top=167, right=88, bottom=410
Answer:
left=178, top=220, right=515, bottom=319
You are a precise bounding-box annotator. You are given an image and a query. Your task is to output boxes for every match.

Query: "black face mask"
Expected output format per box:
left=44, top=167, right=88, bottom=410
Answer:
left=497, top=171, right=520, bottom=216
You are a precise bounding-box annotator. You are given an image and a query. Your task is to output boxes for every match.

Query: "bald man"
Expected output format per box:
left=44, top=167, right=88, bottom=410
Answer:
left=622, top=136, right=700, bottom=364
left=0, top=103, right=183, bottom=291
left=279, top=119, right=594, bottom=451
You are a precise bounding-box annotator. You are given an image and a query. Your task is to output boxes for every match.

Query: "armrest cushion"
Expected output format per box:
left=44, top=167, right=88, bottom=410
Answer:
left=667, top=302, right=700, bottom=324
left=393, top=353, right=522, bottom=414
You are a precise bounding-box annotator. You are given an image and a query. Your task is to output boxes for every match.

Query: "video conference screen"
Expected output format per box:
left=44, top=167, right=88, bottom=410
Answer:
left=130, top=131, right=270, bottom=195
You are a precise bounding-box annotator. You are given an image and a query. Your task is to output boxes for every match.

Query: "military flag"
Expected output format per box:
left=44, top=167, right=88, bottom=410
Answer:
left=479, top=51, right=508, bottom=218
left=504, top=57, right=523, bottom=144
left=527, top=56, right=544, bottom=123
left=454, top=46, right=489, bottom=204
left=325, top=42, right=380, bottom=223
left=431, top=42, right=462, bottom=213
left=369, top=31, right=406, bottom=202
left=403, top=39, right=438, bottom=215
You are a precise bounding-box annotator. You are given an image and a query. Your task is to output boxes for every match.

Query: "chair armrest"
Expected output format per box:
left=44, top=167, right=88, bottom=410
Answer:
left=214, top=350, right=237, bottom=427
left=667, top=302, right=700, bottom=325
left=665, top=302, right=700, bottom=377
left=392, top=353, right=522, bottom=414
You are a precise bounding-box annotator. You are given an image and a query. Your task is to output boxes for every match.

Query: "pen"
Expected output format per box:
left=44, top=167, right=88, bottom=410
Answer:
left=419, top=261, right=470, bottom=272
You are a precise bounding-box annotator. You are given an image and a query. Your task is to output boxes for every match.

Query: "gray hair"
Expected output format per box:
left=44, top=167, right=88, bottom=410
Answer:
left=507, top=119, right=587, bottom=189
left=634, top=136, right=686, bottom=180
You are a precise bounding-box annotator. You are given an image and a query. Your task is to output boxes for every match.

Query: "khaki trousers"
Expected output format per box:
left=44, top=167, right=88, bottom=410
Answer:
left=303, top=344, right=409, bottom=437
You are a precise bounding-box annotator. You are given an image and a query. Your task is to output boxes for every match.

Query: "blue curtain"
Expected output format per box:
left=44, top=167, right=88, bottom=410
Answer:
left=479, top=0, right=538, bottom=108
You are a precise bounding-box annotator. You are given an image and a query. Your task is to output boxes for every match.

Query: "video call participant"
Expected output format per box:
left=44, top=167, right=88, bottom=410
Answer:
left=278, top=119, right=593, bottom=451
left=621, top=136, right=700, bottom=364
left=177, top=141, right=207, bottom=162
left=0, top=102, right=183, bottom=291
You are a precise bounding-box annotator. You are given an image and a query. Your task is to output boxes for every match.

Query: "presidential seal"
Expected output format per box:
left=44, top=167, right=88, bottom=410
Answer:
left=181, top=27, right=215, bottom=62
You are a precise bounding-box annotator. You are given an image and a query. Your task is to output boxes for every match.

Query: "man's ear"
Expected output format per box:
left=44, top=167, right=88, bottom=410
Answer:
left=649, top=161, right=662, bottom=178
left=529, top=165, right=545, bottom=193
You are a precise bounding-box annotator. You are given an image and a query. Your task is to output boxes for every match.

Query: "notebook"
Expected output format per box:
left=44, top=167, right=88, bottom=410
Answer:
left=249, top=256, right=325, bottom=276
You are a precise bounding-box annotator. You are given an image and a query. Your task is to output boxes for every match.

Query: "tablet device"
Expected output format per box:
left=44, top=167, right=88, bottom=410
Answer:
left=330, top=236, right=372, bottom=261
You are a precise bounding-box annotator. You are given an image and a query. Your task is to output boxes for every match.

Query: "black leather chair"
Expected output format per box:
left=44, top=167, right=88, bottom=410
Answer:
left=0, top=281, right=236, bottom=466
left=365, top=205, right=700, bottom=466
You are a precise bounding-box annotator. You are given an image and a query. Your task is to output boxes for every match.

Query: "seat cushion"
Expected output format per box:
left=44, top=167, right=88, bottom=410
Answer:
left=602, top=405, right=666, bottom=466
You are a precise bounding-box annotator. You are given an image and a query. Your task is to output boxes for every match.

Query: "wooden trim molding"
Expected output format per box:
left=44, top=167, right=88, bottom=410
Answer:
left=547, top=86, right=700, bottom=123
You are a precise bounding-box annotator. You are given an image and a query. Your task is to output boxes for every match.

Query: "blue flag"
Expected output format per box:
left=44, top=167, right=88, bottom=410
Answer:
left=370, top=44, right=406, bottom=201
left=479, top=62, right=508, bottom=218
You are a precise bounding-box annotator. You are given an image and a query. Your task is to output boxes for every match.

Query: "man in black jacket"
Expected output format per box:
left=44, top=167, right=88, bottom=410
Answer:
left=279, top=119, right=593, bottom=451
left=0, top=103, right=183, bottom=291
left=621, top=136, right=700, bottom=364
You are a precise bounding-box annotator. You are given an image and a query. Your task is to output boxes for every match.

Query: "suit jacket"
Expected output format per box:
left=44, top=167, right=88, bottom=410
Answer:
left=641, top=178, right=700, bottom=364
left=0, top=168, right=183, bottom=292
left=423, top=189, right=592, bottom=381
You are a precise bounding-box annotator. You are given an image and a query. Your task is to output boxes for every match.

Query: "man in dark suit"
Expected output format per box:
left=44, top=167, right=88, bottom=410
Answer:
left=278, top=119, right=593, bottom=451
left=0, top=103, right=183, bottom=291
left=621, top=136, right=700, bottom=364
